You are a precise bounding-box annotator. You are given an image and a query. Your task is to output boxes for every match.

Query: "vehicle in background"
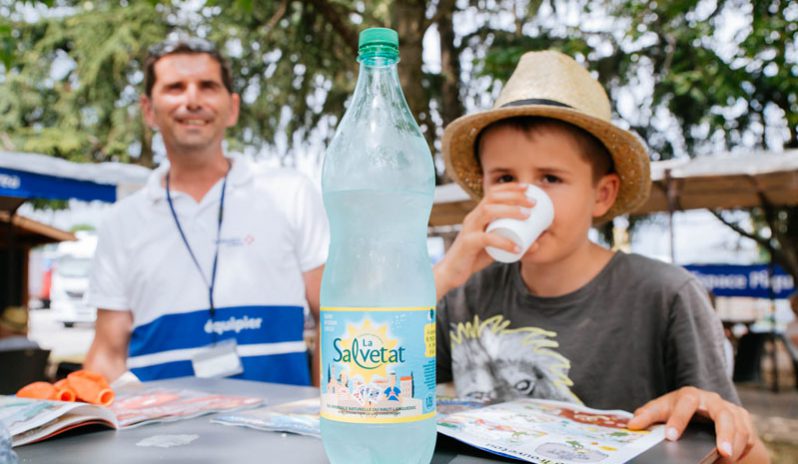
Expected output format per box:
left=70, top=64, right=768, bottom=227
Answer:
left=39, top=266, right=52, bottom=308
left=50, top=232, right=98, bottom=328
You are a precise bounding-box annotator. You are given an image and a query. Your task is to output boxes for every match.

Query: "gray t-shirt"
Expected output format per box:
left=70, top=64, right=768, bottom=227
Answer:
left=436, top=252, right=739, bottom=412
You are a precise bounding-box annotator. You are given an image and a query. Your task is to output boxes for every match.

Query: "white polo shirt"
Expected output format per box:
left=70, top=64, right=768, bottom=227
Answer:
left=87, top=155, right=328, bottom=384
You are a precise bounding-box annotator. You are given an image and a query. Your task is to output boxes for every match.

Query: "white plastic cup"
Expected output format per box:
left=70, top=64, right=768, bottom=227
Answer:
left=485, top=185, right=554, bottom=263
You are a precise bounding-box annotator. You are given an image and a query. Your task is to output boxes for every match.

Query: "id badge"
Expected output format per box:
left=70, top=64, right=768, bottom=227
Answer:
left=191, top=338, right=244, bottom=378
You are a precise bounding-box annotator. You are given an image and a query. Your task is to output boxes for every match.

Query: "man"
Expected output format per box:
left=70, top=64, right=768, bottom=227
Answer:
left=84, top=38, right=328, bottom=386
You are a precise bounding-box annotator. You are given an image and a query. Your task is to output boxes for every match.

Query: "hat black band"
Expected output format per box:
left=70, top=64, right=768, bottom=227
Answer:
left=501, top=98, right=573, bottom=109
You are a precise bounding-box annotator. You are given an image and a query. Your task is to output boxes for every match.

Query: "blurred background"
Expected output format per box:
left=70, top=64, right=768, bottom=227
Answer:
left=0, top=0, right=796, bottom=461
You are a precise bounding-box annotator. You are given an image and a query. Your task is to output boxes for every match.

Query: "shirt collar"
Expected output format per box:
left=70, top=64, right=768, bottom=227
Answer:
left=145, top=153, right=254, bottom=203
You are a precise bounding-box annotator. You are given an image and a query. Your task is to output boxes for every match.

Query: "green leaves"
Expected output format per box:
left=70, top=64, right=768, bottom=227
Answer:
left=3, top=0, right=793, bottom=166
left=0, top=1, right=168, bottom=164
left=0, top=23, right=14, bottom=70
left=478, top=0, right=795, bottom=158
left=235, top=0, right=253, bottom=13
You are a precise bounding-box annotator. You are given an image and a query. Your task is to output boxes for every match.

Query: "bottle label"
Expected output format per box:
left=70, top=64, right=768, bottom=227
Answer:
left=320, top=306, right=436, bottom=424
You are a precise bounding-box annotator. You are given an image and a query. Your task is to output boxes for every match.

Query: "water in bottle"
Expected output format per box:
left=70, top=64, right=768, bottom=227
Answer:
left=319, top=27, right=437, bottom=464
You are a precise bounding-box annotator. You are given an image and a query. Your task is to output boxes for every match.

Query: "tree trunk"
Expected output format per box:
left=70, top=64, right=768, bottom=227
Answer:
left=786, top=124, right=798, bottom=149
left=716, top=206, right=798, bottom=302
left=306, top=0, right=358, bottom=56
left=437, top=0, right=463, bottom=128
left=391, top=1, right=433, bottom=151
left=436, top=0, right=462, bottom=184
left=780, top=206, right=798, bottom=281
left=761, top=204, right=798, bottom=285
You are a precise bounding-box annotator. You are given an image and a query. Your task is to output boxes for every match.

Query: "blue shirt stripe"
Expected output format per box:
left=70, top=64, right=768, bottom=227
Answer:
left=128, top=305, right=310, bottom=385
left=130, top=305, right=305, bottom=356
left=131, top=352, right=311, bottom=385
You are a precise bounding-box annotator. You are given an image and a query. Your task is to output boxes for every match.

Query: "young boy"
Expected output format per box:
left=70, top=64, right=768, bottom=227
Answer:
left=433, top=50, right=769, bottom=463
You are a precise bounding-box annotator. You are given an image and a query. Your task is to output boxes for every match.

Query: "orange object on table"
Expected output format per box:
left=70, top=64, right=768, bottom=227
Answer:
left=54, top=379, right=77, bottom=402
left=15, top=370, right=114, bottom=406
left=16, top=382, right=58, bottom=400
left=67, top=370, right=115, bottom=406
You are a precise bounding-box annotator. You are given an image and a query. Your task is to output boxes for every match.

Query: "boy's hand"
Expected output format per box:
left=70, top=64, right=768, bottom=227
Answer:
left=627, top=386, right=760, bottom=462
left=434, top=183, right=535, bottom=299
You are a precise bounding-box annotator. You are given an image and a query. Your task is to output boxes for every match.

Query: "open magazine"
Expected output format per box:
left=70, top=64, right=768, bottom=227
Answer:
left=212, top=397, right=665, bottom=464
left=437, top=398, right=664, bottom=464
left=0, top=387, right=262, bottom=447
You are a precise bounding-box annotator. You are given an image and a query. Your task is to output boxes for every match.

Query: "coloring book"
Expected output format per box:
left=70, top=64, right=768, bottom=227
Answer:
left=437, top=398, right=664, bottom=464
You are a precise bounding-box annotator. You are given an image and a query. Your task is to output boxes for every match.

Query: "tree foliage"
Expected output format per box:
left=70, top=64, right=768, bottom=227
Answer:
left=2, top=1, right=794, bottom=161
left=0, top=1, right=167, bottom=163
left=607, top=0, right=798, bottom=280
left=1, top=0, right=796, bottom=280
left=463, top=0, right=797, bottom=279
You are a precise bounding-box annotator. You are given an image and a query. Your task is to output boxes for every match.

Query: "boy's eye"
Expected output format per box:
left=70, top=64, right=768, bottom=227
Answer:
left=542, top=174, right=561, bottom=184
left=496, top=174, right=515, bottom=184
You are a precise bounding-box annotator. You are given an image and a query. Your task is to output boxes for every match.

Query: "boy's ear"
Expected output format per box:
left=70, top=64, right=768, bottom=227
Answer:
left=592, top=173, right=621, bottom=218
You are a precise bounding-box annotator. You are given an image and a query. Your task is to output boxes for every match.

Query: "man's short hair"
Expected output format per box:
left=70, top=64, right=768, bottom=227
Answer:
left=143, top=37, right=234, bottom=97
left=476, top=116, right=615, bottom=184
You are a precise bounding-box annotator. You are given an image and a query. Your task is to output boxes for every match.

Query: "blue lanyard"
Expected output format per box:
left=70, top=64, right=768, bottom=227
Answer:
left=165, top=161, right=230, bottom=322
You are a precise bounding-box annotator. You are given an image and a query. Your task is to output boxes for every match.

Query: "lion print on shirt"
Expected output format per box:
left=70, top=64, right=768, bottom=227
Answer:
left=450, top=314, right=580, bottom=404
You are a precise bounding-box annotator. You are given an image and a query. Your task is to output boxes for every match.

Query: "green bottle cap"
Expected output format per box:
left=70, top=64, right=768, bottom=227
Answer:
left=358, top=28, right=399, bottom=52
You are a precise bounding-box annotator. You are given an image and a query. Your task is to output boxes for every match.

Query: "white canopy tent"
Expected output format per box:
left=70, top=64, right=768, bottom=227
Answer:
left=0, top=151, right=151, bottom=214
left=0, top=152, right=151, bottom=312
left=431, top=150, right=798, bottom=227
left=636, top=150, right=798, bottom=215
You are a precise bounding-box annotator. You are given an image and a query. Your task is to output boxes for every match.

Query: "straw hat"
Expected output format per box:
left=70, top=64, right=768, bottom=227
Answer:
left=0, top=306, right=29, bottom=334
left=442, top=50, right=651, bottom=222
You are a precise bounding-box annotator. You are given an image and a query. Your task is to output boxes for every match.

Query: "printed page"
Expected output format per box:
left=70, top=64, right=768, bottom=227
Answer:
left=0, top=397, right=117, bottom=447
left=212, top=396, right=490, bottom=439
left=437, top=397, right=490, bottom=416
left=110, top=387, right=263, bottom=428
left=437, top=398, right=664, bottom=464
left=212, top=398, right=321, bottom=438
left=11, top=413, right=116, bottom=447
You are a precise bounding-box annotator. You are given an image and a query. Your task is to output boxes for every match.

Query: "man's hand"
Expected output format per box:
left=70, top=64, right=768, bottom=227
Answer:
left=303, top=265, right=324, bottom=387
left=434, top=183, right=534, bottom=299
left=83, top=309, right=133, bottom=383
left=627, top=386, right=769, bottom=463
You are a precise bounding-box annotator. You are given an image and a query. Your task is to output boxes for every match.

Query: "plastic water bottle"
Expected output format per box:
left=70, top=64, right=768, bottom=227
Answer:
left=0, top=421, right=18, bottom=464
left=319, top=27, right=437, bottom=464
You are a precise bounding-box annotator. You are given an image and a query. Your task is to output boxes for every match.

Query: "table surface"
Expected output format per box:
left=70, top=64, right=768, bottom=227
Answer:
left=15, top=377, right=719, bottom=464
